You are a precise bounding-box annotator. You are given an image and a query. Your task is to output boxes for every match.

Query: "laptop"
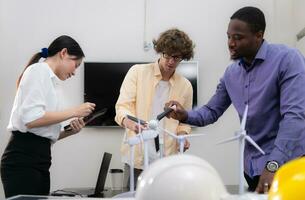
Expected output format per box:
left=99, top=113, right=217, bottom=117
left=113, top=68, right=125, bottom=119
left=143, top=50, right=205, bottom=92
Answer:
left=52, top=152, right=112, bottom=197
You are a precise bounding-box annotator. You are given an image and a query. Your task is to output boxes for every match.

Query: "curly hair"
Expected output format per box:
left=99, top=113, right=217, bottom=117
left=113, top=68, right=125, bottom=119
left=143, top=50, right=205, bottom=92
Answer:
left=153, top=28, right=195, bottom=61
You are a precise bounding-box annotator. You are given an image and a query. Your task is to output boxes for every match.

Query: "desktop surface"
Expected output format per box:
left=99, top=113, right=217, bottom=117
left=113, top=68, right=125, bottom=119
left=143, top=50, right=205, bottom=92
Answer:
left=7, top=186, right=268, bottom=200
left=8, top=194, right=134, bottom=200
left=53, top=187, right=128, bottom=198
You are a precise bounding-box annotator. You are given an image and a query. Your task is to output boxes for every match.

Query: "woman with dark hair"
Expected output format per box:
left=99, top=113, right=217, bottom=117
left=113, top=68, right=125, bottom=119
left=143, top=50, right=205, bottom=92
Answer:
left=1, top=35, right=95, bottom=198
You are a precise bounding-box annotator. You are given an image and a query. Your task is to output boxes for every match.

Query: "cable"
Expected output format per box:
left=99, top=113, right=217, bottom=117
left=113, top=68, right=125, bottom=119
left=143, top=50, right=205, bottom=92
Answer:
left=51, top=189, right=84, bottom=197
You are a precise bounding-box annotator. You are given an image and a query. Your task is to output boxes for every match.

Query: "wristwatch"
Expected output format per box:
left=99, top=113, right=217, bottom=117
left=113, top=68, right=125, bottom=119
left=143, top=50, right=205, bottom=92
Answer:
left=265, top=161, right=279, bottom=173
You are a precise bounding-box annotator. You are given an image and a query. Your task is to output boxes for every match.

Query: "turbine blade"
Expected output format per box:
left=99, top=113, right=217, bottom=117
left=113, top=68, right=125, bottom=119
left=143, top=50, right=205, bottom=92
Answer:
left=126, top=114, right=147, bottom=125
left=241, top=105, right=248, bottom=130
left=185, top=133, right=206, bottom=138
left=160, top=127, right=178, bottom=139
left=216, top=135, right=240, bottom=145
left=156, top=107, right=174, bottom=121
left=245, top=136, right=265, bottom=155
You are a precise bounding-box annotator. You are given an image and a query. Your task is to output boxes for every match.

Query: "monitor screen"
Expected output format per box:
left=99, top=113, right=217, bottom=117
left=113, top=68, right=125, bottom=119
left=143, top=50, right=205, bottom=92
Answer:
left=84, top=61, right=198, bottom=126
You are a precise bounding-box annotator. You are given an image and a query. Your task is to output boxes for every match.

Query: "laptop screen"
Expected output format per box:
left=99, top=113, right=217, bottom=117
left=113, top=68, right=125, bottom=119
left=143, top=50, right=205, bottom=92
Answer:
left=94, top=152, right=112, bottom=195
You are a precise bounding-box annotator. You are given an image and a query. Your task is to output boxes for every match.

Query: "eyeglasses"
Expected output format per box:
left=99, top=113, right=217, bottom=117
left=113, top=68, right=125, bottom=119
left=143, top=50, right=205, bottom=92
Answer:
left=163, top=53, right=183, bottom=62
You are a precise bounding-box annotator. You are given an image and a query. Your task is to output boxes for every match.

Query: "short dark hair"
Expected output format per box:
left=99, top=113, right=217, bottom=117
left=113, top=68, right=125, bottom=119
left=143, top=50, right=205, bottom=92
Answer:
left=153, top=28, right=195, bottom=61
left=231, top=6, right=266, bottom=33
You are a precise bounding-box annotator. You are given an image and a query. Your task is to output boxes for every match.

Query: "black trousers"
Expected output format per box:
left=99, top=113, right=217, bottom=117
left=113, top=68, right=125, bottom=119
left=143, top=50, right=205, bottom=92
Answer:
left=0, top=131, right=51, bottom=198
left=244, top=172, right=260, bottom=192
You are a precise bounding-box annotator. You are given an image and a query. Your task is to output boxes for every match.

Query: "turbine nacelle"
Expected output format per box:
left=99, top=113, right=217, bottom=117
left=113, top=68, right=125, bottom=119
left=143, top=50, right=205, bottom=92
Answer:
left=147, top=119, right=159, bottom=130
left=125, top=130, right=159, bottom=146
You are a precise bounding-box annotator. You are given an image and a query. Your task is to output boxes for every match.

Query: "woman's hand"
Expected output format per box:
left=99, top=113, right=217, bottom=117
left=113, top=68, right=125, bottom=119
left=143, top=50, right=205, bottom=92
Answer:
left=58, top=118, right=86, bottom=140
left=68, top=118, right=86, bottom=135
left=74, top=102, right=96, bottom=117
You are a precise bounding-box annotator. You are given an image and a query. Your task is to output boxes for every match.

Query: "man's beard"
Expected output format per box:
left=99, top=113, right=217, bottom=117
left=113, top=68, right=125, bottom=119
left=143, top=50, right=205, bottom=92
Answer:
left=230, top=55, right=242, bottom=61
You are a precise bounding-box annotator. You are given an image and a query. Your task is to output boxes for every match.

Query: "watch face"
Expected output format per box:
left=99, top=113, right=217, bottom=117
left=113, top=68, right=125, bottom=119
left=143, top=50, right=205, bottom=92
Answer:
left=267, top=161, right=279, bottom=172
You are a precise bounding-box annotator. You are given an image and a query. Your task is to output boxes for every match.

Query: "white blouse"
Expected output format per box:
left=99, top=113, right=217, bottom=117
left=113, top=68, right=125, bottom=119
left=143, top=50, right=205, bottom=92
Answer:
left=7, top=62, right=62, bottom=141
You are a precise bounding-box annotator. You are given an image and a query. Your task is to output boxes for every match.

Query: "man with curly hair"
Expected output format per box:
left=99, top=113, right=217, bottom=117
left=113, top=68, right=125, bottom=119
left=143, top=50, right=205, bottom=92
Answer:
left=115, top=28, right=195, bottom=189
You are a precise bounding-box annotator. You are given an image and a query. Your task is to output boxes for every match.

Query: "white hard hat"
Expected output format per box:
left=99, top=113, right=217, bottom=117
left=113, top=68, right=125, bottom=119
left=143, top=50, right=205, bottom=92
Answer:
left=135, top=154, right=229, bottom=200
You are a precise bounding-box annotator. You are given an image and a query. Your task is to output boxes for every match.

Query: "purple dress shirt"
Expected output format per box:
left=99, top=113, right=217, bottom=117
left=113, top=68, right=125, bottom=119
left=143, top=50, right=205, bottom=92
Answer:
left=187, top=41, right=305, bottom=177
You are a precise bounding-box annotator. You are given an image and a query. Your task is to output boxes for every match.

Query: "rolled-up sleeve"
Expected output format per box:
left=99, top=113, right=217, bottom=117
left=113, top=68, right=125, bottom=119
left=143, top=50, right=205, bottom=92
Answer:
left=19, top=68, right=46, bottom=124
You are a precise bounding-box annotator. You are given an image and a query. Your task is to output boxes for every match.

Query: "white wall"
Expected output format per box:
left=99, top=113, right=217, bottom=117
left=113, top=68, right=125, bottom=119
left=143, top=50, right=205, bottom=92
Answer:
left=0, top=0, right=301, bottom=198
left=294, top=0, right=305, bottom=54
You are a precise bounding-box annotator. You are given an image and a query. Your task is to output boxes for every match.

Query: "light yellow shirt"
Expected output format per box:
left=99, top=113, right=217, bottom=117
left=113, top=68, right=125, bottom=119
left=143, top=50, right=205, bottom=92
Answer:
left=115, top=62, right=193, bottom=169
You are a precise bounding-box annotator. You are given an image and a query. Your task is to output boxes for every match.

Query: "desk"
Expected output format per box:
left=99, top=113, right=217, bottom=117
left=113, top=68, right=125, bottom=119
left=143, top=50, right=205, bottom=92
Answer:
left=226, top=185, right=239, bottom=194
left=52, top=187, right=128, bottom=198
left=7, top=193, right=268, bottom=200
left=54, top=185, right=238, bottom=197
left=7, top=195, right=133, bottom=200
left=9, top=186, right=264, bottom=200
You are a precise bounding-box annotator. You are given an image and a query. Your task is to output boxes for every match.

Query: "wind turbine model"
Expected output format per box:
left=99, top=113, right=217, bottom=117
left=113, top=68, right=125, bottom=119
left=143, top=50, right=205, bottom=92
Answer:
left=216, top=104, right=265, bottom=194
left=123, top=106, right=177, bottom=192
left=127, top=106, right=206, bottom=154
left=126, top=106, right=176, bottom=158
left=159, top=127, right=206, bottom=154
left=123, top=122, right=158, bottom=192
left=124, top=107, right=206, bottom=194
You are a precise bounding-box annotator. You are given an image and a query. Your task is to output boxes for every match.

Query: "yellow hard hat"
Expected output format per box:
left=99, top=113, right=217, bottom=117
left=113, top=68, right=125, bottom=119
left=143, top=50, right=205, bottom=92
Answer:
left=268, top=157, right=305, bottom=200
